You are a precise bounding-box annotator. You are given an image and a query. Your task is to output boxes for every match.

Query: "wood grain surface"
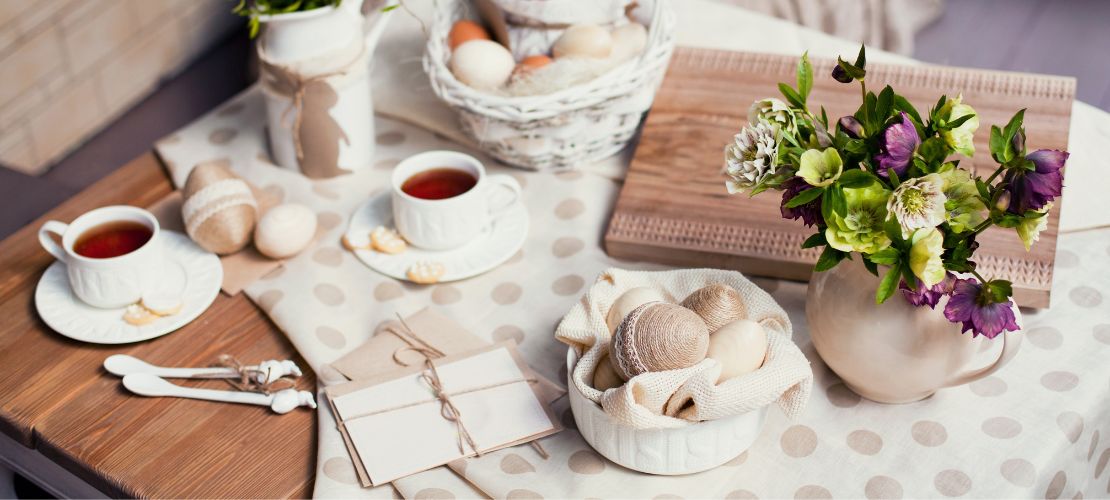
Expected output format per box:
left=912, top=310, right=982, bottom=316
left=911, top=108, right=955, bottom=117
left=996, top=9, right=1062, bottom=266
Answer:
left=606, top=48, right=1076, bottom=308
left=0, top=153, right=316, bottom=498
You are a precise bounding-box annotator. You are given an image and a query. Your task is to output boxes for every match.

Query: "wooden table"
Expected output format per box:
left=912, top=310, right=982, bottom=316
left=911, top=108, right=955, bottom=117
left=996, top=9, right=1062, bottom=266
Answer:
left=0, top=153, right=317, bottom=498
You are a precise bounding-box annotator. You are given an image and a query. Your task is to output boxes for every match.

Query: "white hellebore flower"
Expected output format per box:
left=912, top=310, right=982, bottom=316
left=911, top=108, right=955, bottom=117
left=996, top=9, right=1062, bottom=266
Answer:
left=887, top=173, right=947, bottom=236
left=748, top=97, right=797, bottom=134
left=724, top=122, right=780, bottom=194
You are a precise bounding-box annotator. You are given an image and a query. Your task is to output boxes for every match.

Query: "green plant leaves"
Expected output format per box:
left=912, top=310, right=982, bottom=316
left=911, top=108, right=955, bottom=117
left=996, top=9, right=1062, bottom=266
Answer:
left=797, top=52, right=813, bottom=103
left=778, top=83, right=806, bottom=109
left=802, top=232, right=827, bottom=249
left=815, top=246, right=848, bottom=272
left=785, top=186, right=825, bottom=208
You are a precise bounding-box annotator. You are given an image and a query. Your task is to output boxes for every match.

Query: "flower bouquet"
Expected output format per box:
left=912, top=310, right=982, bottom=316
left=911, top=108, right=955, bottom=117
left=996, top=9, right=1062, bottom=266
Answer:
left=724, top=47, right=1068, bottom=340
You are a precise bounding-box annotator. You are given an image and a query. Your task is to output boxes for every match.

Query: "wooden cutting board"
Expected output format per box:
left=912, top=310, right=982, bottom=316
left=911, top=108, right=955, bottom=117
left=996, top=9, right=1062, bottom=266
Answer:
left=605, top=48, right=1076, bottom=308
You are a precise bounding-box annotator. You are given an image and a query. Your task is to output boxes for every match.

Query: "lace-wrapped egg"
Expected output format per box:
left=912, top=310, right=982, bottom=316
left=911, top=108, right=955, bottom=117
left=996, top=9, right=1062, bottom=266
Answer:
left=610, top=302, right=710, bottom=381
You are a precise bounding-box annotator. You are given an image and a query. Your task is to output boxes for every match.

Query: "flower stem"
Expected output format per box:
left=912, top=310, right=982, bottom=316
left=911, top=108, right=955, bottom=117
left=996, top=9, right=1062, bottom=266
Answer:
left=969, top=268, right=988, bottom=285
left=984, top=164, right=1005, bottom=186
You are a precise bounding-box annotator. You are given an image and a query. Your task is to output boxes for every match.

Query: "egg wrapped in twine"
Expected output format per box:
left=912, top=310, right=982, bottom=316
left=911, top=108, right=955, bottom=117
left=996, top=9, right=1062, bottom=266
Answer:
left=182, top=161, right=257, bottom=255
left=681, top=283, right=747, bottom=333
left=610, top=302, right=710, bottom=381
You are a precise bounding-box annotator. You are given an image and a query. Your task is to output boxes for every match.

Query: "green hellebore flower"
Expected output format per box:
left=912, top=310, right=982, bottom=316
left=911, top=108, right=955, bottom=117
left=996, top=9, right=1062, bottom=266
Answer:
left=909, top=228, right=946, bottom=287
left=938, top=95, right=979, bottom=157
left=1017, top=203, right=1051, bottom=251
left=748, top=98, right=798, bottom=135
left=937, top=167, right=988, bottom=233
left=798, top=148, right=843, bottom=187
left=824, top=182, right=892, bottom=254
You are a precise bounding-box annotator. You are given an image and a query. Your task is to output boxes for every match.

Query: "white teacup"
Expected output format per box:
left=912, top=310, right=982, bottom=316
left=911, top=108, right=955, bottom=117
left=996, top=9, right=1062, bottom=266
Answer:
left=391, top=151, right=522, bottom=250
left=38, top=206, right=166, bottom=309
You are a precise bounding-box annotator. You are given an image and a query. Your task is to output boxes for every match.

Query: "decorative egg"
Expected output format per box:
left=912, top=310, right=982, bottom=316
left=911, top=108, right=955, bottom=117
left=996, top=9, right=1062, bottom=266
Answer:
left=610, top=22, right=648, bottom=62
left=610, top=302, right=710, bottom=381
left=448, top=20, right=491, bottom=50
left=552, top=24, right=613, bottom=59
left=517, top=54, right=553, bottom=73
left=182, top=161, right=257, bottom=255
left=707, top=319, right=768, bottom=382
left=681, top=283, right=746, bottom=333
left=593, top=352, right=623, bottom=391
left=254, top=203, right=317, bottom=259
left=605, top=286, right=667, bottom=333
left=450, top=39, right=516, bottom=89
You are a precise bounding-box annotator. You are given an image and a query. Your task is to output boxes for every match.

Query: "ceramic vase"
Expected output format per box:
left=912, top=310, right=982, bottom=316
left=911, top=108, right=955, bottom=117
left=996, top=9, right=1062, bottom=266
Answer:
left=805, top=261, right=1022, bottom=404
left=257, top=0, right=390, bottom=177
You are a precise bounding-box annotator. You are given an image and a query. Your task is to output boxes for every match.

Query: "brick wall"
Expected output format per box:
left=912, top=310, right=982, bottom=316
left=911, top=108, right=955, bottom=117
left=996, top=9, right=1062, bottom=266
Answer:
left=0, top=0, right=242, bottom=175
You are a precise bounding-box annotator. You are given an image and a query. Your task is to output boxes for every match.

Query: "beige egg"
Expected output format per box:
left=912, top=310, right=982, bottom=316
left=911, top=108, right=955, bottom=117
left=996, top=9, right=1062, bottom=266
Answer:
left=605, top=286, right=667, bottom=333
left=610, top=302, right=709, bottom=381
left=592, top=352, right=624, bottom=391
left=182, top=161, right=256, bottom=255
left=681, top=283, right=746, bottom=333
left=254, top=203, right=317, bottom=259
left=707, top=319, right=768, bottom=383
left=450, top=39, right=515, bottom=89
left=553, top=24, right=613, bottom=59
left=610, top=22, right=647, bottom=62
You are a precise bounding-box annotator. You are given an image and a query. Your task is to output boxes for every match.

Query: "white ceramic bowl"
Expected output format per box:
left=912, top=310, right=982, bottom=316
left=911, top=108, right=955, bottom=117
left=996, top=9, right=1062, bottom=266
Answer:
left=566, top=348, right=768, bottom=475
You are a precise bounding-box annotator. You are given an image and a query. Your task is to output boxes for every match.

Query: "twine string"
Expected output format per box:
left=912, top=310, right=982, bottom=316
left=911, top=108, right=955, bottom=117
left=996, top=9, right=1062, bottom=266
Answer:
left=215, top=355, right=295, bottom=395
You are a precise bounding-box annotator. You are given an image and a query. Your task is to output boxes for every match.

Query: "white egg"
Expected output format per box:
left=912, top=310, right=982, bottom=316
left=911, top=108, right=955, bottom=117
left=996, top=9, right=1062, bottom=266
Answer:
left=610, top=22, right=647, bottom=62
left=553, top=24, right=613, bottom=59
left=593, top=353, right=624, bottom=391
left=254, top=203, right=317, bottom=259
left=450, top=39, right=515, bottom=90
left=707, top=319, right=768, bottom=382
left=605, top=286, right=667, bottom=333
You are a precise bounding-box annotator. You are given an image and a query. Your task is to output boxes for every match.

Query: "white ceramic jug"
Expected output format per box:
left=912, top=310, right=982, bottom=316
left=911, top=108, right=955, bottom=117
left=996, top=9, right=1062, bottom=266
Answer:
left=806, top=260, right=1022, bottom=404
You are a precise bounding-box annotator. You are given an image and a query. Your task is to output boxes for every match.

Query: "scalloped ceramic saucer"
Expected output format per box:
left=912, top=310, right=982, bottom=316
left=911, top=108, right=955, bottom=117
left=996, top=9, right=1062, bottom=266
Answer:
left=35, top=231, right=222, bottom=344
left=346, top=192, right=529, bottom=283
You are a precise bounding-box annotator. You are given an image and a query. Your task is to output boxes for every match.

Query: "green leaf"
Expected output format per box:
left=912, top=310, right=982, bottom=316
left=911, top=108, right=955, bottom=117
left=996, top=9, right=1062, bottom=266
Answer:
left=863, top=258, right=879, bottom=276
left=786, top=186, right=825, bottom=208
left=382, top=4, right=399, bottom=11
left=853, top=45, right=867, bottom=70
left=975, top=179, right=991, bottom=200
left=838, top=169, right=877, bottom=188
left=843, top=139, right=868, bottom=155
left=986, top=280, right=1014, bottom=303
left=868, top=247, right=901, bottom=265
left=801, top=232, right=827, bottom=249
left=887, top=167, right=901, bottom=188
left=875, top=266, right=900, bottom=304
left=797, top=52, right=813, bottom=103
left=778, top=83, right=806, bottom=109
left=940, top=113, right=975, bottom=130
left=815, top=246, right=847, bottom=272
left=837, top=57, right=867, bottom=81
left=876, top=86, right=895, bottom=121
left=900, top=261, right=917, bottom=286
left=892, top=95, right=923, bottom=125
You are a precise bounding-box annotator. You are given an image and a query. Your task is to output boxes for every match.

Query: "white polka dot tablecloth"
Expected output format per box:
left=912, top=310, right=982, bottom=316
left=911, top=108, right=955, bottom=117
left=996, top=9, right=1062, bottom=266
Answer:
left=153, top=4, right=1110, bottom=498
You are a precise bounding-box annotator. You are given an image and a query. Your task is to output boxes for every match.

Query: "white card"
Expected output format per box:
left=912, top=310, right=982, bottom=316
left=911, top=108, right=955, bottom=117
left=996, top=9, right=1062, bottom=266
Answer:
left=330, top=345, right=556, bottom=485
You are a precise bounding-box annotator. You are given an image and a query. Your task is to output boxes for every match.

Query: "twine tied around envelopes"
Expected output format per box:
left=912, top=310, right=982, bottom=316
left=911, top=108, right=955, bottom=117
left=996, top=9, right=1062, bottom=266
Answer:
left=215, top=355, right=296, bottom=395
left=333, top=315, right=550, bottom=458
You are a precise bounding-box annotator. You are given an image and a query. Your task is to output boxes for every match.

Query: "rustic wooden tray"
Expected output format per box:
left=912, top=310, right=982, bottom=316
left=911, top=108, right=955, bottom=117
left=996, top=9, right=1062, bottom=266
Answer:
left=605, top=48, right=1076, bottom=308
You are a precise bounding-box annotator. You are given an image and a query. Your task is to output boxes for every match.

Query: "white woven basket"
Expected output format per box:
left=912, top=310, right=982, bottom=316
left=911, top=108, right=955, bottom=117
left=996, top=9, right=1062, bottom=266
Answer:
left=423, top=0, right=676, bottom=171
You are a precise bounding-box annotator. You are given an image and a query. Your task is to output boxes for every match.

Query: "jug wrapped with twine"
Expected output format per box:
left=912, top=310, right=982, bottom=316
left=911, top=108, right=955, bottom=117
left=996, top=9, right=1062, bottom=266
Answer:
left=556, top=268, right=813, bottom=429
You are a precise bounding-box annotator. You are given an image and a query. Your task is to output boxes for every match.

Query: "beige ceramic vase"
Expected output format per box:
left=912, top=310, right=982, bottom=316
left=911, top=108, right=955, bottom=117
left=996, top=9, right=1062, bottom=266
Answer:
left=806, top=261, right=1022, bottom=404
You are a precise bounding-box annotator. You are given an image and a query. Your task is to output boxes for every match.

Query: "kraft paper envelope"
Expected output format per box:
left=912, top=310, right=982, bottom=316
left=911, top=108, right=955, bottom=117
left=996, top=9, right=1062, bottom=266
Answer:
left=326, top=342, right=562, bottom=487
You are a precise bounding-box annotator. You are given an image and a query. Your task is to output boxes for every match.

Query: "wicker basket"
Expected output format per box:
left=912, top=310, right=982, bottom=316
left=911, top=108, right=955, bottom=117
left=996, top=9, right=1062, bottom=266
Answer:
left=424, top=0, right=676, bottom=171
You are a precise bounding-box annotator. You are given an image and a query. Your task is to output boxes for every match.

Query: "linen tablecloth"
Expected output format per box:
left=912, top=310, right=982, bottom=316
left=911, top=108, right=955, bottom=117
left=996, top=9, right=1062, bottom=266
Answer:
left=155, top=2, right=1110, bottom=498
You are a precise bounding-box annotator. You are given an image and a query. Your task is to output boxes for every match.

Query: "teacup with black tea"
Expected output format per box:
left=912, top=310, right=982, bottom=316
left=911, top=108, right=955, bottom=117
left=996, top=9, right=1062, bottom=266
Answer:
left=74, top=221, right=154, bottom=259
left=401, top=168, right=478, bottom=200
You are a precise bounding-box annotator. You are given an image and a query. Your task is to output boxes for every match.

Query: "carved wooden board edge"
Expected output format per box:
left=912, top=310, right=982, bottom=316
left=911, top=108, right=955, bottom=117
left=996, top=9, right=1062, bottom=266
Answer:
left=605, top=47, right=1077, bottom=309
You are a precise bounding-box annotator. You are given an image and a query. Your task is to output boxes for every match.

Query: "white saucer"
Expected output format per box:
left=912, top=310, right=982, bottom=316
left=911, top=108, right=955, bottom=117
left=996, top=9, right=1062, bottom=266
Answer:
left=35, top=231, right=223, bottom=344
left=346, top=192, right=529, bottom=283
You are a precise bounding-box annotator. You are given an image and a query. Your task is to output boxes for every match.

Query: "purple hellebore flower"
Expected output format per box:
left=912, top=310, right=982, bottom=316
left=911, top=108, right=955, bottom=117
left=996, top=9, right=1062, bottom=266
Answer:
left=838, top=116, right=863, bottom=139
left=1005, top=149, right=1068, bottom=214
left=900, top=273, right=955, bottom=309
left=874, top=112, right=920, bottom=179
left=780, top=176, right=820, bottom=227
left=943, top=278, right=1020, bottom=339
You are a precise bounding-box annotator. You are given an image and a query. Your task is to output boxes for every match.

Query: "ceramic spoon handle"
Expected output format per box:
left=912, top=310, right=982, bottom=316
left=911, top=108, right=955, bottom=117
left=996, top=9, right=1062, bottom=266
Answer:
left=123, top=373, right=271, bottom=406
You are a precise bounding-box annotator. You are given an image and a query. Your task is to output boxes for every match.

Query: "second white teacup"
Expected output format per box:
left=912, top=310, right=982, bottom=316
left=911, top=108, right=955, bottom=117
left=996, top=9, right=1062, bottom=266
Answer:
left=391, top=151, right=522, bottom=250
left=38, top=205, right=167, bottom=309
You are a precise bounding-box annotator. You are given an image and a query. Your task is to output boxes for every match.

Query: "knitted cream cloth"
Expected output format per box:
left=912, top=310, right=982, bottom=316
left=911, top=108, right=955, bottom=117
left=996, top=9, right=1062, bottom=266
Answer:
left=556, top=268, right=813, bottom=429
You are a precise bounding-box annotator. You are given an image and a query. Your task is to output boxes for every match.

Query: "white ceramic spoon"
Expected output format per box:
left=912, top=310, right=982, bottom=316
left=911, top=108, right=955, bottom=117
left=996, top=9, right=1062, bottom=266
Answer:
left=121, top=373, right=316, bottom=414
left=104, top=354, right=302, bottom=384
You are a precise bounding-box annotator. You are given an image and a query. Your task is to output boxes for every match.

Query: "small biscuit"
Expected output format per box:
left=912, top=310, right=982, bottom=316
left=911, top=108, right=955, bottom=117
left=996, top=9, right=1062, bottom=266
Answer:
left=370, top=226, right=407, bottom=254
left=406, top=261, right=446, bottom=284
left=141, top=294, right=183, bottom=316
left=341, top=233, right=372, bottom=251
left=123, top=304, right=160, bottom=326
